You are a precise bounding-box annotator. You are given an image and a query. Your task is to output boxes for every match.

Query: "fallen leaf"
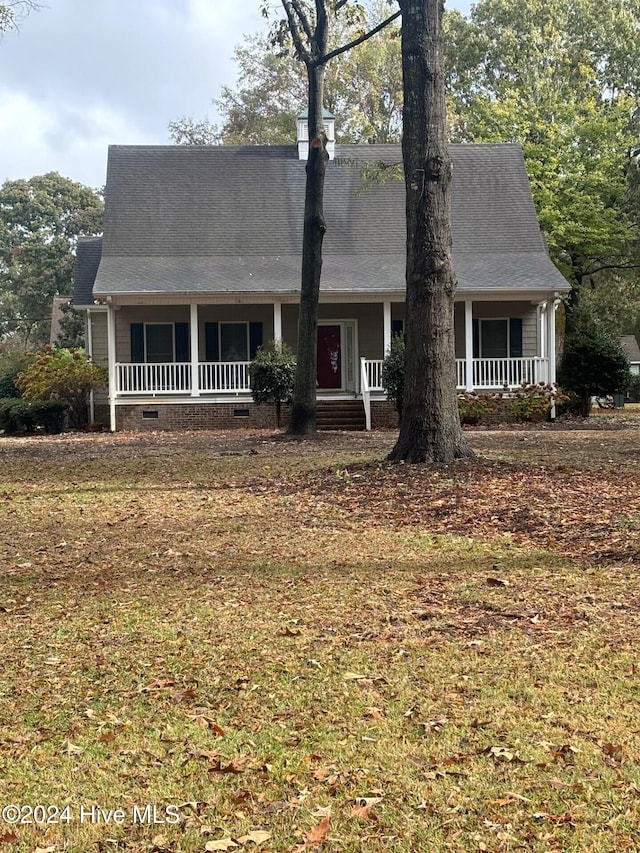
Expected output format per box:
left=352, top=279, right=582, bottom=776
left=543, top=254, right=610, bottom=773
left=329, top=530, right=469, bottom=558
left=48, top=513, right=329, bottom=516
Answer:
left=486, top=576, right=509, bottom=587
left=61, top=738, right=83, bottom=756
left=305, top=815, right=330, bottom=846
left=364, top=707, right=384, bottom=720
left=205, top=839, right=238, bottom=851
left=236, top=830, right=271, bottom=846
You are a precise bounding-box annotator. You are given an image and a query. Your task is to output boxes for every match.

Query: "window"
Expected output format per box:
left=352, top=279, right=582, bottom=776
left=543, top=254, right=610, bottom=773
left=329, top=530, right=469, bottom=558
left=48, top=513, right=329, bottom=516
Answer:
left=204, top=322, right=263, bottom=362
left=145, top=324, right=174, bottom=363
left=220, top=323, right=249, bottom=362
left=473, top=318, right=523, bottom=359
left=130, top=322, right=189, bottom=362
left=480, top=319, right=508, bottom=358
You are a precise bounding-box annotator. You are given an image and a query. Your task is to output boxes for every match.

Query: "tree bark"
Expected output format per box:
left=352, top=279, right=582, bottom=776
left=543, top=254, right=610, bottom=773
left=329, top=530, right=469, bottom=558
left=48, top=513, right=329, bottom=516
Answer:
left=388, top=0, right=472, bottom=463
left=288, top=28, right=329, bottom=433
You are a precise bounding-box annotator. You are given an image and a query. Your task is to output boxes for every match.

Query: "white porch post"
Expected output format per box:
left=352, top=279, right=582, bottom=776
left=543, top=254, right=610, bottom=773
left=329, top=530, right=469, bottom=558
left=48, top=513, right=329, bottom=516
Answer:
left=548, top=299, right=559, bottom=384
left=538, top=302, right=549, bottom=382
left=464, top=299, right=474, bottom=391
left=383, top=301, right=392, bottom=356
left=273, top=301, right=282, bottom=342
left=107, top=302, right=117, bottom=432
left=87, top=309, right=95, bottom=424
left=190, top=303, right=200, bottom=397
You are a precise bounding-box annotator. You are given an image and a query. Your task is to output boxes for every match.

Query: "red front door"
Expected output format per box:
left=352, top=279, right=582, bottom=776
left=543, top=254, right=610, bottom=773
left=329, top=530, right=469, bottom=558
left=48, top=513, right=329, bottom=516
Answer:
left=317, top=325, right=342, bottom=389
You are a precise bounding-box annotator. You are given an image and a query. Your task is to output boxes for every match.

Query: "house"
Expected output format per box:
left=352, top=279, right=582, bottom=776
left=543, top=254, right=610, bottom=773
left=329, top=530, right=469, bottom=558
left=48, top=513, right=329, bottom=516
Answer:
left=72, top=117, right=570, bottom=431
left=620, top=335, right=640, bottom=376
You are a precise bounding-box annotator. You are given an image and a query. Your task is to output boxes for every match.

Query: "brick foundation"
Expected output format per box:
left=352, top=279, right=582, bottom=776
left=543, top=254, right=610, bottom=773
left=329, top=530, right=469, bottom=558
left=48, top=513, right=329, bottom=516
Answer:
left=115, top=401, right=288, bottom=432
left=89, top=399, right=398, bottom=433
left=370, top=400, right=399, bottom=430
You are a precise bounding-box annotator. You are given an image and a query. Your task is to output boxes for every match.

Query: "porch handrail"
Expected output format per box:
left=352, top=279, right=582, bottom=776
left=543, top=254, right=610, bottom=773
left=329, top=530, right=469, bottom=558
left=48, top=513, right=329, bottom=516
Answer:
left=360, top=357, right=372, bottom=431
left=360, top=356, right=549, bottom=394
left=470, top=356, right=549, bottom=389
left=365, top=359, right=384, bottom=391
left=199, top=361, right=252, bottom=393
left=116, top=362, right=191, bottom=395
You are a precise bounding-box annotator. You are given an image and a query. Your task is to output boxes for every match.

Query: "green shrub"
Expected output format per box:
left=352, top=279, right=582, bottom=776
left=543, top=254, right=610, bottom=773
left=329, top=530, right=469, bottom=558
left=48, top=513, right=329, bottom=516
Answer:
left=0, top=398, right=68, bottom=435
left=558, top=318, right=631, bottom=417
left=0, top=399, right=36, bottom=434
left=16, top=346, right=107, bottom=430
left=627, top=374, right=640, bottom=403
left=249, top=340, right=296, bottom=427
left=381, top=334, right=405, bottom=423
left=0, top=371, right=20, bottom=398
left=30, top=400, right=68, bottom=434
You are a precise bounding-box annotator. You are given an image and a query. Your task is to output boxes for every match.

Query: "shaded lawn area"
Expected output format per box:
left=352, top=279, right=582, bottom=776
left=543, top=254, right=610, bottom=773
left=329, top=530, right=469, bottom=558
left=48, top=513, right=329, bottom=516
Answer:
left=1, top=422, right=639, bottom=852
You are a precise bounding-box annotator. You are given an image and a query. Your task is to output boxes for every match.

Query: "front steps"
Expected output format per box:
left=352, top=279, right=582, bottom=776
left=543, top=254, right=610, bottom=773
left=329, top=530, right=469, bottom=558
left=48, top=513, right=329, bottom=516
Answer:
left=316, top=399, right=366, bottom=431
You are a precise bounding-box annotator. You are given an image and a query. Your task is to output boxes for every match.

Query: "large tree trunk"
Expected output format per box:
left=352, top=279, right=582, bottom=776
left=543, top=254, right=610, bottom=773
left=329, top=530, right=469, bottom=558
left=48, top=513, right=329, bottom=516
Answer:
left=288, top=65, right=329, bottom=434
left=388, top=0, right=472, bottom=463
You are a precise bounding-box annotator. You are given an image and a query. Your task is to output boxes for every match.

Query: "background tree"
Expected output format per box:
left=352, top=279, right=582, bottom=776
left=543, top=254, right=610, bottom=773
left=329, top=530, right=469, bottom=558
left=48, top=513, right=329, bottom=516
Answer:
left=270, top=0, right=399, bottom=434
left=558, top=312, right=631, bottom=416
left=168, top=116, right=220, bottom=145
left=388, top=0, right=471, bottom=463
left=444, top=0, right=640, bottom=330
left=0, top=0, right=39, bottom=32
left=56, top=301, right=85, bottom=348
left=0, top=173, right=103, bottom=347
left=170, top=2, right=403, bottom=147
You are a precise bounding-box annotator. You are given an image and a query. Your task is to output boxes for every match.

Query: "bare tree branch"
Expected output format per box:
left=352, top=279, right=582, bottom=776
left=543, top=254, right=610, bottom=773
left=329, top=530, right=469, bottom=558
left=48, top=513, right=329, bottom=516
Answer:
left=290, top=0, right=314, bottom=43
left=318, top=9, right=401, bottom=66
left=0, top=0, right=40, bottom=33
left=281, top=0, right=312, bottom=64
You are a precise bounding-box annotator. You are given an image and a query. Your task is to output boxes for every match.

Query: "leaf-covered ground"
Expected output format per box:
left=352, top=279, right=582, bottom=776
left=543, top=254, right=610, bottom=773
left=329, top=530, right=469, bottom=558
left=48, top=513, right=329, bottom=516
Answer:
left=1, top=417, right=639, bottom=852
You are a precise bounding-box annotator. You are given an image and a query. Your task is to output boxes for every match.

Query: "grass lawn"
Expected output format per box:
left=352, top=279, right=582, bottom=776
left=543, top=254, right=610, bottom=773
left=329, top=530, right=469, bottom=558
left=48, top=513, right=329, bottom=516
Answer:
left=1, top=419, right=639, bottom=852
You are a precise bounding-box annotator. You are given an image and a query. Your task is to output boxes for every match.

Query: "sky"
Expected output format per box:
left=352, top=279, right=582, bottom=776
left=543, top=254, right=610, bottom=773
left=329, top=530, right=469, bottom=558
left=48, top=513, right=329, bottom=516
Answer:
left=0, top=0, right=471, bottom=190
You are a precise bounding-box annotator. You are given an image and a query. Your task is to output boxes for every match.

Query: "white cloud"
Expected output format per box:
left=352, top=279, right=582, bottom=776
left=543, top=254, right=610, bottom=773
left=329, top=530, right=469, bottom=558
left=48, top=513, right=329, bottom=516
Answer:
left=0, top=0, right=472, bottom=188
left=0, top=89, right=150, bottom=187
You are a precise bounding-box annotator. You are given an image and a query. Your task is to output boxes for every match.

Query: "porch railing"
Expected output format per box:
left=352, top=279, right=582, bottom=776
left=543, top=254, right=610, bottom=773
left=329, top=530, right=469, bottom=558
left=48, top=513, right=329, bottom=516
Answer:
left=115, top=361, right=251, bottom=395
left=360, top=358, right=372, bottom=431
left=116, top=362, right=191, bottom=395
left=199, top=361, right=251, bottom=393
left=115, top=357, right=549, bottom=397
left=469, top=357, right=549, bottom=389
left=358, top=357, right=549, bottom=394
left=364, top=359, right=384, bottom=391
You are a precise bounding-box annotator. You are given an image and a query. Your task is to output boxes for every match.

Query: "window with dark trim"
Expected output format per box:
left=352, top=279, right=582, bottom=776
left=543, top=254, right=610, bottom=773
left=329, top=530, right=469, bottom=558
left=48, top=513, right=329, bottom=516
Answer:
left=130, top=322, right=190, bottom=363
left=472, top=318, right=523, bottom=359
left=204, top=322, right=263, bottom=362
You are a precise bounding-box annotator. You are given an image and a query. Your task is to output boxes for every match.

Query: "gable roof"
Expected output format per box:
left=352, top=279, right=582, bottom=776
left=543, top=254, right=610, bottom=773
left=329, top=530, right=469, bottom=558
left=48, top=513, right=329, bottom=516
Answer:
left=79, top=142, right=569, bottom=299
left=72, top=235, right=103, bottom=306
left=620, top=335, right=640, bottom=363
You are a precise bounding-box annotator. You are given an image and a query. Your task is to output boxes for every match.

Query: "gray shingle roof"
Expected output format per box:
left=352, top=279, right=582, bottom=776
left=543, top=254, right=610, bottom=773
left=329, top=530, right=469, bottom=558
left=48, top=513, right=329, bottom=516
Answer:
left=72, top=236, right=103, bottom=305
left=620, top=335, right=640, bottom=363
left=87, top=142, right=569, bottom=297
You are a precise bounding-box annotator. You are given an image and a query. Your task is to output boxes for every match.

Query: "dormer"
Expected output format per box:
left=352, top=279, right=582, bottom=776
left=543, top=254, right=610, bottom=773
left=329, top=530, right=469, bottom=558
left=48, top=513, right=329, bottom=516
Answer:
left=297, top=109, right=335, bottom=161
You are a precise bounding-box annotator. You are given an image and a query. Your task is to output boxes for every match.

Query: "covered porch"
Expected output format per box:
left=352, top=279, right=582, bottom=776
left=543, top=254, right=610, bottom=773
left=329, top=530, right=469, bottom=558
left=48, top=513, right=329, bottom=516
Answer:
left=100, top=295, right=560, bottom=430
